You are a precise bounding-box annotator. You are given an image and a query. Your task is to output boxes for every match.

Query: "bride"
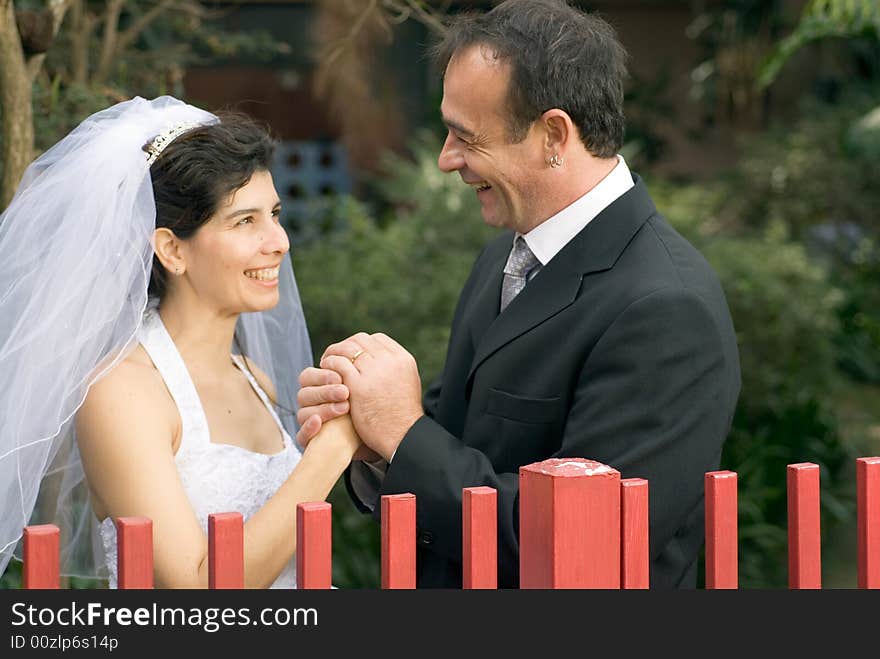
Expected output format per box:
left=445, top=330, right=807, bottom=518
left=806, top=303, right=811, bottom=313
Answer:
left=0, top=96, right=360, bottom=588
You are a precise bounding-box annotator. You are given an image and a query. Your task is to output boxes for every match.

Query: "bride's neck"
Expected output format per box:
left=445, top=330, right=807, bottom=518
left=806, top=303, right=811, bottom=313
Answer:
left=156, top=290, right=239, bottom=378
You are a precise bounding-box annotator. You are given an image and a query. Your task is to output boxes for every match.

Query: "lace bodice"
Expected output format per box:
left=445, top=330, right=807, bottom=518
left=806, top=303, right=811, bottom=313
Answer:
left=99, top=307, right=302, bottom=588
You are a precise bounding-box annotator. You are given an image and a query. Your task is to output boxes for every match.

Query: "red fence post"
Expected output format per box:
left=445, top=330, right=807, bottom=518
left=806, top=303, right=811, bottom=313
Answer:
left=857, top=457, right=880, bottom=589
left=463, top=486, right=497, bottom=589
left=705, top=470, right=738, bottom=589
left=22, top=525, right=60, bottom=589
left=621, top=478, right=649, bottom=589
left=787, top=463, right=821, bottom=589
left=297, top=502, right=332, bottom=589
left=381, top=493, right=416, bottom=589
left=116, top=517, right=153, bottom=589
left=209, top=512, right=244, bottom=589
left=520, top=458, right=621, bottom=589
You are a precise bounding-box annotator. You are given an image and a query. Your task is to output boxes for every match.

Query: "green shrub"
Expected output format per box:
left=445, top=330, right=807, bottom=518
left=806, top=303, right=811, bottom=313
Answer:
left=718, top=89, right=880, bottom=238
left=830, top=237, right=880, bottom=384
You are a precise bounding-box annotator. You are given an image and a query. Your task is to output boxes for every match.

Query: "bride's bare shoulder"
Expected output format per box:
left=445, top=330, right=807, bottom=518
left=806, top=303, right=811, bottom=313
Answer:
left=92, top=345, right=164, bottom=395
left=75, top=346, right=181, bottom=522
left=77, top=345, right=178, bottom=441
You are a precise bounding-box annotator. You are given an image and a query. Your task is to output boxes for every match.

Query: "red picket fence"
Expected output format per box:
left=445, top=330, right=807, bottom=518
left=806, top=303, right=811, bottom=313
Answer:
left=18, top=456, right=880, bottom=589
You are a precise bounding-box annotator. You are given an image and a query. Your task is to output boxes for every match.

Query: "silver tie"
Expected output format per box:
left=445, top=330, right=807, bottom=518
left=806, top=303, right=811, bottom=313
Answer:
left=500, top=236, right=541, bottom=312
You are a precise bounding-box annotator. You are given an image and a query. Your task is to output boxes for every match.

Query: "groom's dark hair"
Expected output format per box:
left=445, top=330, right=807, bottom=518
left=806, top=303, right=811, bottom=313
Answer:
left=430, top=0, right=627, bottom=158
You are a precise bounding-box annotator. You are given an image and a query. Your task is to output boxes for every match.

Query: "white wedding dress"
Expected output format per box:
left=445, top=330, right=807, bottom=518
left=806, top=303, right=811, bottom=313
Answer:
left=99, top=306, right=302, bottom=588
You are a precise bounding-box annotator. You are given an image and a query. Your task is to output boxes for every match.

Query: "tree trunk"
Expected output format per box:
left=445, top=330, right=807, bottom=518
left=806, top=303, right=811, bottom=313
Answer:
left=94, top=0, right=123, bottom=85
left=70, top=0, right=93, bottom=85
left=0, top=0, right=34, bottom=211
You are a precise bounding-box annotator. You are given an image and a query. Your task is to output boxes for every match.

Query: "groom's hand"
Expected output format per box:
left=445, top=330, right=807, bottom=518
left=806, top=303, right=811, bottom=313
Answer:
left=321, top=332, right=424, bottom=462
left=296, top=366, right=381, bottom=462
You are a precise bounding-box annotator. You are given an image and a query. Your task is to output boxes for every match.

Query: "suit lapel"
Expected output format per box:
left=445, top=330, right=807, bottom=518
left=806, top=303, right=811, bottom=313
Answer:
left=466, top=266, right=582, bottom=383
left=466, top=250, right=506, bottom=350
left=465, top=174, right=657, bottom=386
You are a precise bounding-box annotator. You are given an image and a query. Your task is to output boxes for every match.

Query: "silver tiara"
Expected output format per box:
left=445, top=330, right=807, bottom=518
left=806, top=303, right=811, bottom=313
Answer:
left=145, top=121, right=203, bottom=166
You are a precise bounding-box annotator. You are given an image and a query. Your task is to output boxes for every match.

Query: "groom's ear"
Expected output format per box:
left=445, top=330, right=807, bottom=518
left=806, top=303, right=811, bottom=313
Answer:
left=153, top=227, right=186, bottom=275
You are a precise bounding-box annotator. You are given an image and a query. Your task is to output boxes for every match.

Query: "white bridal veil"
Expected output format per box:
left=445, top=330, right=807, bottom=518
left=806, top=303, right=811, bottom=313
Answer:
left=0, top=96, right=312, bottom=580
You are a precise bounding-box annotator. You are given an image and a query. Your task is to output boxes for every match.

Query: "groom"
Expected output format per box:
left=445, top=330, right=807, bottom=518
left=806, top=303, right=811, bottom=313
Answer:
left=296, top=0, right=741, bottom=588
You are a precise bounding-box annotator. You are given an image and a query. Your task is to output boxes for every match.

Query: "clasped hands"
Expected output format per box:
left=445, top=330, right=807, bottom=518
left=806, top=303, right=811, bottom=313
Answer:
left=295, top=332, right=424, bottom=463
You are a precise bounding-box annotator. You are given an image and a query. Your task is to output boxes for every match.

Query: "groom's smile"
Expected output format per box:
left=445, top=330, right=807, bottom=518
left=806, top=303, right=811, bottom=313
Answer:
left=437, top=45, right=551, bottom=234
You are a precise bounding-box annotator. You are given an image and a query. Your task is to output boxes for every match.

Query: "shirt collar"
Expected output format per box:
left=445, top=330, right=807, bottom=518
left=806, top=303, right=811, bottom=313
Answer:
left=520, top=155, right=635, bottom=266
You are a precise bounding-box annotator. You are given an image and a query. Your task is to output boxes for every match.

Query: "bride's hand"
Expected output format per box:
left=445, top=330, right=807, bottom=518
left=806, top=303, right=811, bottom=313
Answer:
left=301, top=415, right=382, bottom=463
left=307, top=414, right=364, bottom=461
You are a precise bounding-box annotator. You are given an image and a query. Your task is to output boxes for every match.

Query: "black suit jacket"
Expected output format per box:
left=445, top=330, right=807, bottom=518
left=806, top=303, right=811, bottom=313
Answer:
left=346, top=174, right=741, bottom=588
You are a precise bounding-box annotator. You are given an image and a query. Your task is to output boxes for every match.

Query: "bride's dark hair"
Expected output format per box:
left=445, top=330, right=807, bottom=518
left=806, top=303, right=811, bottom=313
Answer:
left=145, top=112, right=276, bottom=299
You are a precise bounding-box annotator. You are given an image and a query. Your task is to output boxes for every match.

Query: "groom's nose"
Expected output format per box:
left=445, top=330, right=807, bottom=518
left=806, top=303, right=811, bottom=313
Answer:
left=438, top=132, right=465, bottom=173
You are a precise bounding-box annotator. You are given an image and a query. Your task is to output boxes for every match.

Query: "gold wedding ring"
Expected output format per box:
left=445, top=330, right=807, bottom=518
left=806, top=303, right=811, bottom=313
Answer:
left=350, top=349, right=366, bottom=364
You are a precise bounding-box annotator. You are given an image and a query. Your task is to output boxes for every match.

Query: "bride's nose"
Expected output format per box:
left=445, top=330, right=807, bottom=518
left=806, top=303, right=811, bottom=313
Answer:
left=263, top=219, right=290, bottom=254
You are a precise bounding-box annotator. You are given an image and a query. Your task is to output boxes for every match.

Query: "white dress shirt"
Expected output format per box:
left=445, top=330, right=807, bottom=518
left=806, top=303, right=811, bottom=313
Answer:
left=518, top=154, right=634, bottom=274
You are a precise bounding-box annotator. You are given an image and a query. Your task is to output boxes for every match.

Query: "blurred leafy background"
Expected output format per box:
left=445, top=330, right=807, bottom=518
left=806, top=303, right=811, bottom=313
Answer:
left=1, top=0, right=879, bottom=589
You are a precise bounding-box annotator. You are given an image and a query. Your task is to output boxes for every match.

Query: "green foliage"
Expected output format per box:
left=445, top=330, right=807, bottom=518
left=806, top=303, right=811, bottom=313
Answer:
left=684, top=0, right=788, bottom=125
left=32, top=81, right=121, bottom=153
left=846, top=103, right=880, bottom=163
left=622, top=68, right=675, bottom=168
left=758, top=0, right=880, bottom=88
left=722, top=88, right=880, bottom=238
left=0, top=559, right=21, bottom=589
left=832, top=238, right=880, bottom=383
left=1, top=558, right=107, bottom=590
left=23, top=2, right=292, bottom=161
left=187, top=22, right=291, bottom=64
left=706, top=226, right=844, bottom=407
left=714, top=88, right=880, bottom=385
